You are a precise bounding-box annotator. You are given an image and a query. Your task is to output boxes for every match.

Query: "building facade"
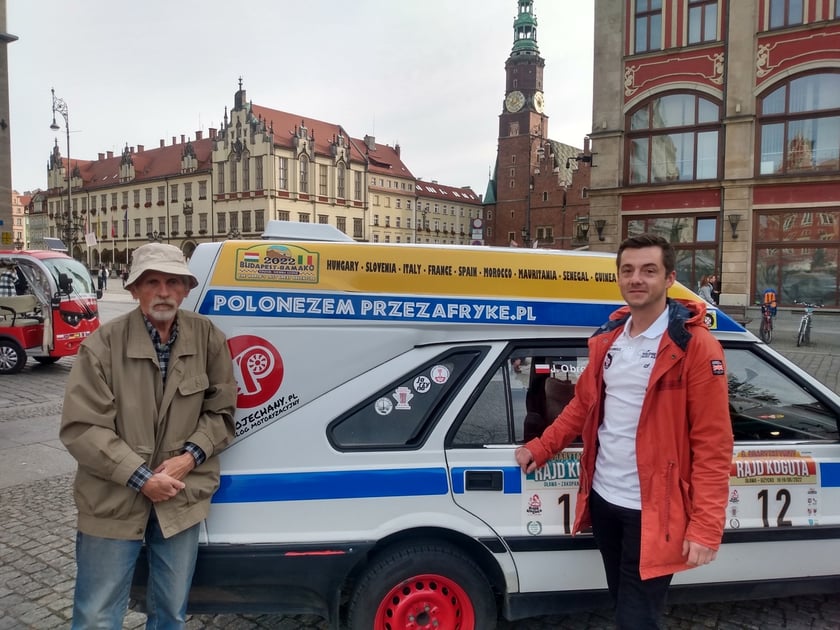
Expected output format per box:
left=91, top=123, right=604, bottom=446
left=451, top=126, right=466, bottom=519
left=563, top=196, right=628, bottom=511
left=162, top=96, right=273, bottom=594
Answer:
left=42, top=82, right=481, bottom=267
left=10, top=188, right=26, bottom=247
left=591, top=0, right=840, bottom=307
left=414, top=180, right=483, bottom=245
left=484, top=0, right=593, bottom=250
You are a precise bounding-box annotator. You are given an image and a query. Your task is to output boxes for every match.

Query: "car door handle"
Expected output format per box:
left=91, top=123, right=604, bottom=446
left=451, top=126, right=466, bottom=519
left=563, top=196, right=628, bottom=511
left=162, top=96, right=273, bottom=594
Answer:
left=464, top=470, right=503, bottom=491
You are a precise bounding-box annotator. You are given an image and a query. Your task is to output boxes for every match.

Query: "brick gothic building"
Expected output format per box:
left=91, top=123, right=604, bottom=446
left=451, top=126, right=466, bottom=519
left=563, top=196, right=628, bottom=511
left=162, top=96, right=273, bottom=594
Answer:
left=590, top=0, right=840, bottom=308
left=484, top=0, right=593, bottom=250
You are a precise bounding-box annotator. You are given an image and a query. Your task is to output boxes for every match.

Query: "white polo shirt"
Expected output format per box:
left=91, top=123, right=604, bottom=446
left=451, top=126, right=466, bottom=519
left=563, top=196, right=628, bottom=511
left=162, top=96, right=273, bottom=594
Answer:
left=591, top=307, right=668, bottom=510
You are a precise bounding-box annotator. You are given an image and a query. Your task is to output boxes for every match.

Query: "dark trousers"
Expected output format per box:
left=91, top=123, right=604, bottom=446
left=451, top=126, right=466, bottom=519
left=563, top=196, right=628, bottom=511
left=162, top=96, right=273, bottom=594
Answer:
left=589, top=490, right=673, bottom=629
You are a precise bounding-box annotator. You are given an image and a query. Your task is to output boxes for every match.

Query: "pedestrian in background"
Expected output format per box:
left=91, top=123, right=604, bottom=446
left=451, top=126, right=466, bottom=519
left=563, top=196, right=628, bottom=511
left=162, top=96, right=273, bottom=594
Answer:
left=515, top=234, right=732, bottom=629
left=60, top=243, right=237, bottom=629
left=0, top=262, right=17, bottom=296
left=99, top=266, right=108, bottom=291
left=698, top=274, right=717, bottom=305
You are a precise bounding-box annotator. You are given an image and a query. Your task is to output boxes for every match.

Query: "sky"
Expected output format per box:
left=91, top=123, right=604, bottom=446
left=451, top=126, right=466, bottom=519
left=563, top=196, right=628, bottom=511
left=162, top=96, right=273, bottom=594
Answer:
left=7, top=0, right=594, bottom=197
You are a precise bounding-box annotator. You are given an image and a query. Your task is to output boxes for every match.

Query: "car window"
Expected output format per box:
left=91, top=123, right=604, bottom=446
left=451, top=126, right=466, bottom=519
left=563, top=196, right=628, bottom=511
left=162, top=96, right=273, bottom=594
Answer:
left=725, top=347, right=840, bottom=441
left=452, top=346, right=589, bottom=447
left=329, top=350, right=482, bottom=449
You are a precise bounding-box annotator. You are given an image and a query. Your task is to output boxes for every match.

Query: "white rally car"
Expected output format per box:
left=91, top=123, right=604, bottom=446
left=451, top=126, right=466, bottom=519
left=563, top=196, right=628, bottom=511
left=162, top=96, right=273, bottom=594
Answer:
left=131, top=224, right=840, bottom=630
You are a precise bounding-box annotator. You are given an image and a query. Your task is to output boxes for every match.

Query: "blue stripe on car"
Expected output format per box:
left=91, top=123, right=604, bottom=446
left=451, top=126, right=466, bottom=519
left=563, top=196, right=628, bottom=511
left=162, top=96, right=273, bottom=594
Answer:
left=213, top=467, right=450, bottom=503
left=821, top=462, right=840, bottom=487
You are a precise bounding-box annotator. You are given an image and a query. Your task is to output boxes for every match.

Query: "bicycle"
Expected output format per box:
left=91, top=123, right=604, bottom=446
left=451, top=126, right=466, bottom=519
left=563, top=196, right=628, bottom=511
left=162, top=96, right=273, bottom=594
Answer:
left=758, top=302, right=774, bottom=343
left=794, top=300, right=821, bottom=347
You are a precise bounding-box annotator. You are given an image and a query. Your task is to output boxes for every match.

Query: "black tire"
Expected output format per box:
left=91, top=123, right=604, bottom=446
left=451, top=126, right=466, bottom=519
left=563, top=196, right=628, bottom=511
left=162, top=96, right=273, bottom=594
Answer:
left=33, top=356, right=60, bottom=365
left=796, top=321, right=807, bottom=347
left=759, top=319, right=772, bottom=344
left=346, top=542, right=497, bottom=630
left=0, top=338, right=27, bottom=374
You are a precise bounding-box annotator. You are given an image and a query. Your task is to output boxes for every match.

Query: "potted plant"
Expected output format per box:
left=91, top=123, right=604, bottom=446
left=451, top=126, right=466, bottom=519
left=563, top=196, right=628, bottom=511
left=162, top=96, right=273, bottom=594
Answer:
left=144, top=202, right=152, bottom=208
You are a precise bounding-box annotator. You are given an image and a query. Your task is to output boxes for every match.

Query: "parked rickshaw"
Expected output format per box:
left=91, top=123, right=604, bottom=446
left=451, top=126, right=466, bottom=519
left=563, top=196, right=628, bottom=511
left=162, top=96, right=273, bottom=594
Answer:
left=0, top=250, right=100, bottom=373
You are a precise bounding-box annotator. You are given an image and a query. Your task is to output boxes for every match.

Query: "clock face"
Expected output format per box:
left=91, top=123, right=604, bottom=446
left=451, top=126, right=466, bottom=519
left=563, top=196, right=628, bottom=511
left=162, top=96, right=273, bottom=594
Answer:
left=533, top=91, right=545, bottom=113
left=505, top=90, right=525, bottom=113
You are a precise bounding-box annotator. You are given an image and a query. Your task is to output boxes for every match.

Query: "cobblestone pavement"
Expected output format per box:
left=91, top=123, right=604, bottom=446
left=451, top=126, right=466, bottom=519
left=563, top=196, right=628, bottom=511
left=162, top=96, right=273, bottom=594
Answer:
left=1, top=293, right=839, bottom=629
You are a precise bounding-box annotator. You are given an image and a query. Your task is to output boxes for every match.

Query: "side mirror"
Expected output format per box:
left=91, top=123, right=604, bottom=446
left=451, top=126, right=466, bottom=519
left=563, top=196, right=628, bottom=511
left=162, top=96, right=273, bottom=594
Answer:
left=58, top=272, right=73, bottom=294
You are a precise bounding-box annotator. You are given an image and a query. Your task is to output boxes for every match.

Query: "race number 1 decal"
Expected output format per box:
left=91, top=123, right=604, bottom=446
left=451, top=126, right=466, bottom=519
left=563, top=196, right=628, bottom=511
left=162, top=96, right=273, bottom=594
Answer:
left=522, top=451, right=581, bottom=536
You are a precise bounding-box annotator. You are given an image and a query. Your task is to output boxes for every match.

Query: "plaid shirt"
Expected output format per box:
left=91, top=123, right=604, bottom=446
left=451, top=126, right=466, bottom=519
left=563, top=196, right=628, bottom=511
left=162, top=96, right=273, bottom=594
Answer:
left=126, top=314, right=206, bottom=491
left=0, top=270, right=16, bottom=297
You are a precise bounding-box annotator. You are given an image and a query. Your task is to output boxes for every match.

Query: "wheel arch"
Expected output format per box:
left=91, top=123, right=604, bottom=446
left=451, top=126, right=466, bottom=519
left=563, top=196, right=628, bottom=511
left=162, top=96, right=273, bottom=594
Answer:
left=341, top=526, right=508, bottom=608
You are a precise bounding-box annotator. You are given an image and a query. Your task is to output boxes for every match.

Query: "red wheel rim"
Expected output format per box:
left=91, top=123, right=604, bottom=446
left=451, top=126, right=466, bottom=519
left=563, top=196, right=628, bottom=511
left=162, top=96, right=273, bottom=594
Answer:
left=373, top=573, right=476, bottom=630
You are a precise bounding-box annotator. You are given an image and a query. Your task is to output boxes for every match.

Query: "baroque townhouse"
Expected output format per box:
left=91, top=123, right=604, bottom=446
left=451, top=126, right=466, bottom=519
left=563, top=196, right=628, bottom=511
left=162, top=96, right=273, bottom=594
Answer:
left=414, top=180, right=483, bottom=245
left=484, top=0, right=593, bottom=250
left=10, top=189, right=26, bottom=247
left=591, top=0, right=840, bottom=308
left=367, top=139, right=418, bottom=244
left=43, top=82, right=482, bottom=266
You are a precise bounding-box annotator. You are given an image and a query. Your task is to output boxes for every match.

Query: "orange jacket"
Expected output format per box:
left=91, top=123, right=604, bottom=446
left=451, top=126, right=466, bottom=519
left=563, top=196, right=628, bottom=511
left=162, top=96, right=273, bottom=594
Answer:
left=525, top=299, right=733, bottom=579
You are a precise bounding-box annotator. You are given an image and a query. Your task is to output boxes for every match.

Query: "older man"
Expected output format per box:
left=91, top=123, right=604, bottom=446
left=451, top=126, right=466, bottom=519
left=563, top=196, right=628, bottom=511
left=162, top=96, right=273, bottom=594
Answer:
left=60, top=243, right=237, bottom=629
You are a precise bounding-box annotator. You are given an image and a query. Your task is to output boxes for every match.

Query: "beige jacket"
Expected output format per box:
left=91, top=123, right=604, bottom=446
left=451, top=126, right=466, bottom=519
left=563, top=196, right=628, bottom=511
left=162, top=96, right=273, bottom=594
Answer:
left=60, top=308, right=236, bottom=539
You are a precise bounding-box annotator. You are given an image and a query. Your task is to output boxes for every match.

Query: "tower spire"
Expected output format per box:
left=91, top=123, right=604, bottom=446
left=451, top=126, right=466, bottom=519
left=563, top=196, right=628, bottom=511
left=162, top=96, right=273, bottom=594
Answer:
left=511, top=0, right=539, bottom=57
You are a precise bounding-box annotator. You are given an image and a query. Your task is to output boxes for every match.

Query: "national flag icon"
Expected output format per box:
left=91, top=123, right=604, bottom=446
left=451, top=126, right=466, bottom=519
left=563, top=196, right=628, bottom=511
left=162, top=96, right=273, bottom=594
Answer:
left=243, top=252, right=260, bottom=263
left=534, top=364, right=551, bottom=374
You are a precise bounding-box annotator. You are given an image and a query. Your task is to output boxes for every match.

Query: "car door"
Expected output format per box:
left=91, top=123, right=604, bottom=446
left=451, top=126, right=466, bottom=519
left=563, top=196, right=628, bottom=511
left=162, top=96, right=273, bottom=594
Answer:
left=445, top=342, right=608, bottom=594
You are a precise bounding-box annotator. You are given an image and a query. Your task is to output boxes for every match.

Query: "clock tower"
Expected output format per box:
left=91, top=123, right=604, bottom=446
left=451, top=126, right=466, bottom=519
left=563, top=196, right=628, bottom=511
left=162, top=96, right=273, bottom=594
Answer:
left=500, top=0, right=546, bottom=138
left=491, top=0, right=549, bottom=246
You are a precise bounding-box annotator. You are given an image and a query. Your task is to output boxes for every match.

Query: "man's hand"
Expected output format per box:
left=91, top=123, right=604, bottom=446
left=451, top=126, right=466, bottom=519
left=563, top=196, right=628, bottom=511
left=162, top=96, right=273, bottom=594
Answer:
left=154, top=453, right=196, bottom=481
left=682, top=539, right=717, bottom=566
left=515, top=446, right=538, bottom=474
left=140, top=472, right=185, bottom=503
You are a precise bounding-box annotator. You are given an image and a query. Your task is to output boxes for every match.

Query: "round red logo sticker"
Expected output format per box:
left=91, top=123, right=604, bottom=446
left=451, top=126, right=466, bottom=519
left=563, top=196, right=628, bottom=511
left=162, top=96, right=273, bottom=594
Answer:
left=227, top=335, right=284, bottom=408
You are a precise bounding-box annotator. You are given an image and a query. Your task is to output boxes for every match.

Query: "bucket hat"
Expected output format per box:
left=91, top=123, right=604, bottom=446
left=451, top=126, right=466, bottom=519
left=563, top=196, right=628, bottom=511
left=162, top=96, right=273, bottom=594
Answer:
left=125, top=243, right=198, bottom=289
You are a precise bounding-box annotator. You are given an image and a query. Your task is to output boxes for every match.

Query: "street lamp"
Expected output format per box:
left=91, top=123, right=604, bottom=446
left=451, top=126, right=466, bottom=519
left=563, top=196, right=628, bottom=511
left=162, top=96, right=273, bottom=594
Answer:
left=50, top=88, right=75, bottom=258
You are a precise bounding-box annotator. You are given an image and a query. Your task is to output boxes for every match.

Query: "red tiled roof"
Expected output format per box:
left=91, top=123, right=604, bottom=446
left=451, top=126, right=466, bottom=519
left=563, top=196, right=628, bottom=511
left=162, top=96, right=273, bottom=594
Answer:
left=415, top=180, right=480, bottom=203
left=251, top=104, right=414, bottom=179
left=75, top=139, right=213, bottom=191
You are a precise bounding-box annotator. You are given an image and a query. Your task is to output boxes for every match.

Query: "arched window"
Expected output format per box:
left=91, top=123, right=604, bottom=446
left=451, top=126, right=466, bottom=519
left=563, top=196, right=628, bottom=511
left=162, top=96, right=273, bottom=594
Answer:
left=337, top=163, right=346, bottom=199
left=299, top=155, right=309, bottom=194
left=229, top=154, right=237, bottom=193
left=626, top=92, right=721, bottom=185
left=758, top=72, right=840, bottom=176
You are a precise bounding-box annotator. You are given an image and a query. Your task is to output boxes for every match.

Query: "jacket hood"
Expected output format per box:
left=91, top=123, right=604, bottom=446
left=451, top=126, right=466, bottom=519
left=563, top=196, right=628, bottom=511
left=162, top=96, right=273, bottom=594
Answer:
left=595, top=298, right=709, bottom=352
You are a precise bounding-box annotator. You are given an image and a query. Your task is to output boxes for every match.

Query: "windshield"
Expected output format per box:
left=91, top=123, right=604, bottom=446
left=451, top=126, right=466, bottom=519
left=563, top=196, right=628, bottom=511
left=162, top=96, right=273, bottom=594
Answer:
left=42, top=257, right=97, bottom=297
